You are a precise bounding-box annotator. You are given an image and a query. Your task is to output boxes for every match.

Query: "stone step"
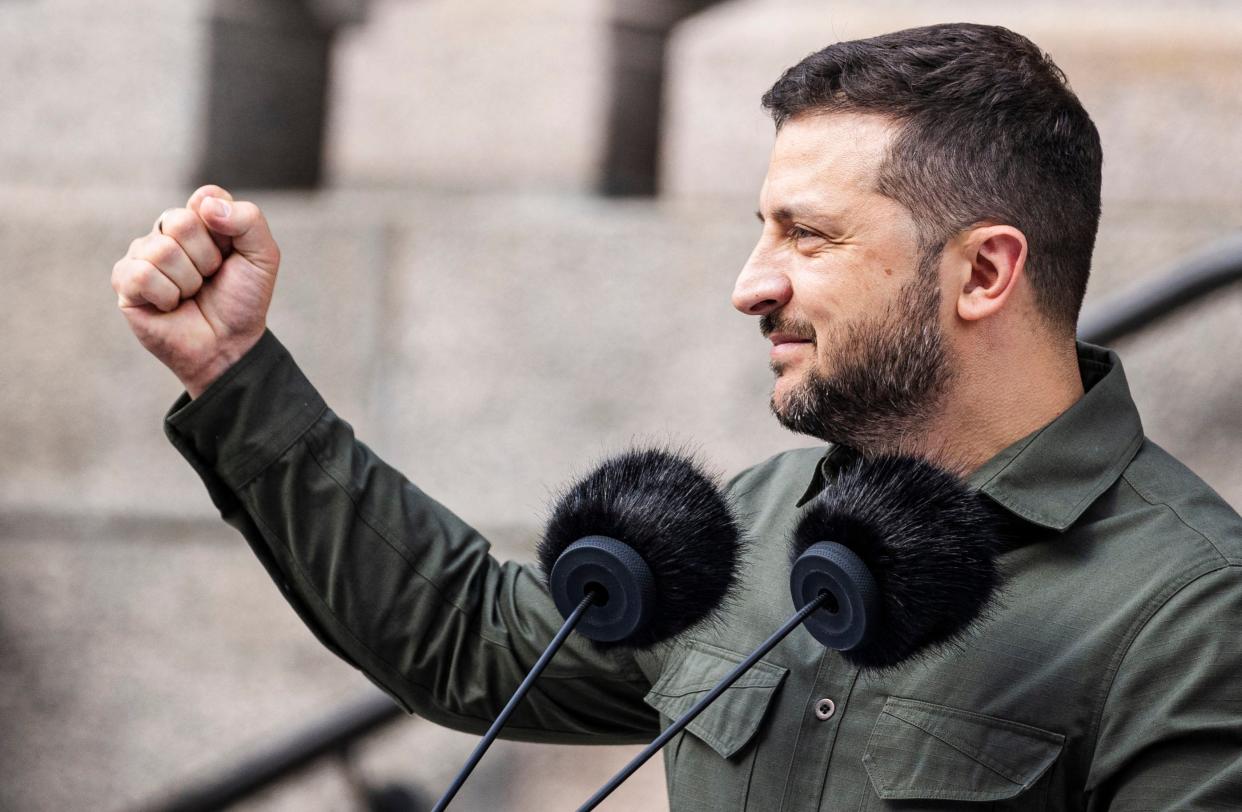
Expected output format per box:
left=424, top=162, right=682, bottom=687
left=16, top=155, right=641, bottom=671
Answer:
left=3, top=1, right=1239, bottom=200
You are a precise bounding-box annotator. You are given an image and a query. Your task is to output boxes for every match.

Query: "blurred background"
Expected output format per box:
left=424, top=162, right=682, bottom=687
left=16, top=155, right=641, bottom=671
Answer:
left=1, top=0, right=1240, bottom=809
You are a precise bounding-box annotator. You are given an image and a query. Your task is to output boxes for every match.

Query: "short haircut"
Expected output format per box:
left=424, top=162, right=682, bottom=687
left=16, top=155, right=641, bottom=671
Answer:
left=762, top=23, right=1103, bottom=334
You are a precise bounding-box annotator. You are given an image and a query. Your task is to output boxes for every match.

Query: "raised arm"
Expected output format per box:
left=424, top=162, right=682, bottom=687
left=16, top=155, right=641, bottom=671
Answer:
left=113, top=187, right=660, bottom=743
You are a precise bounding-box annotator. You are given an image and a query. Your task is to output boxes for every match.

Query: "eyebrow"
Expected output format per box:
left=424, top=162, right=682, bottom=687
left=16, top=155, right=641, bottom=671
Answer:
left=755, top=206, right=818, bottom=224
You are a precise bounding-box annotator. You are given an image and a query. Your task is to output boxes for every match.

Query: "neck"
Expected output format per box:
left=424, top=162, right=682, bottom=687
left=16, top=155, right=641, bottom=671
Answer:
left=889, top=335, right=1085, bottom=475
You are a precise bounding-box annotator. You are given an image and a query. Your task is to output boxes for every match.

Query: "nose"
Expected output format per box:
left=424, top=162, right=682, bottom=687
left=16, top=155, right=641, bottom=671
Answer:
left=732, top=241, right=792, bottom=316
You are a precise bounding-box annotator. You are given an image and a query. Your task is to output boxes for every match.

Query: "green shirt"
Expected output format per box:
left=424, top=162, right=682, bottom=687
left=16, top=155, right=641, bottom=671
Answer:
left=165, top=331, right=1242, bottom=810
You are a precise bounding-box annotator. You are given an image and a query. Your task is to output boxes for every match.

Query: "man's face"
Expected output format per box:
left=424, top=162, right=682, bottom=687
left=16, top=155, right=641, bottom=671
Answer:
left=732, top=113, right=953, bottom=449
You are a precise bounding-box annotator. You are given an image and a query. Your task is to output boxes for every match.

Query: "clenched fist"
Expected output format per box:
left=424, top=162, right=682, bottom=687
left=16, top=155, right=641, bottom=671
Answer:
left=112, top=184, right=281, bottom=398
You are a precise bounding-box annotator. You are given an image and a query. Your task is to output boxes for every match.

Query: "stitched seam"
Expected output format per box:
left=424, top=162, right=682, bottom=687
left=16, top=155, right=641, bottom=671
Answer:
left=781, top=649, right=830, bottom=812
left=231, top=399, right=329, bottom=490
left=300, top=431, right=512, bottom=650
left=651, top=682, right=780, bottom=700
left=883, top=709, right=1026, bottom=786
left=245, top=497, right=494, bottom=665
left=816, top=666, right=862, bottom=808
left=976, top=430, right=1042, bottom=492
left=648, top=639, right=786, bottom=696
left=1123, top=470, right=1231, bottom=564
left=687, top=694, right=775, bottom=759
left=687, top=726, right=734, bottom=758
left=689, top=637, right=789, bottom=669
left=301, top=426, right=649, bottom=682
left=247, top=497, right=652, bottom=734
left=1086, top=562, right=1232, bottom=773
left=246, top=505, right=497, bottom=706
left=1062, top=431, right=1144, bottom=518
left=885, top=697, right=1063, bottom=742
left=166, top=332, right=272, bottom=425
left=974, top=354, right=1137, bottom=528
left=861, top=714, right=889, bottom=795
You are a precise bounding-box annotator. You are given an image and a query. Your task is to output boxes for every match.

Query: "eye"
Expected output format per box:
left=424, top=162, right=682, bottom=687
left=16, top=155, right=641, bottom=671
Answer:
left=787, top=225, right=821, bottom=242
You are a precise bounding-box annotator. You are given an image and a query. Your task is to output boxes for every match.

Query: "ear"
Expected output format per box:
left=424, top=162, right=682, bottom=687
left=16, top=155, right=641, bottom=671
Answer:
left=955, top=225, right=1028, bottom=323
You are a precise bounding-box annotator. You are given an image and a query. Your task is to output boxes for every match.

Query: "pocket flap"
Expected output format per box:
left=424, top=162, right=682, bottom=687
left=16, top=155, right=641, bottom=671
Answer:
left=864, top=696, right=1065, bottom=802
left=644, top=639, right=788, bottom=759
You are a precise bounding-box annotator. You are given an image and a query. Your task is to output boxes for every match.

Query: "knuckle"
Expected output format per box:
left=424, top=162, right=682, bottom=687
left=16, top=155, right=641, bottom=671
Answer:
left=133, top=233, right=157, bottom=260
left=117, top=265, right=143, bottom=299
left=159, top=208, right=197, bottom=240
left=135, top=262, right=157, bottom=288
left=148, top=235, right=182, bottom=267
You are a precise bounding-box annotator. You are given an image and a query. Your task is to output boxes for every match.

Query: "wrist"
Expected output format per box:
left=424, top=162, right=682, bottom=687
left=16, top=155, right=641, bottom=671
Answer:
left=182, top=332, right=265, bottom=399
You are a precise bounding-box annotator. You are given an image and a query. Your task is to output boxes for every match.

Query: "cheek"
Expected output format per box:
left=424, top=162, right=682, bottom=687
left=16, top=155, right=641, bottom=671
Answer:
left=856, top=243, right=913, bottom=292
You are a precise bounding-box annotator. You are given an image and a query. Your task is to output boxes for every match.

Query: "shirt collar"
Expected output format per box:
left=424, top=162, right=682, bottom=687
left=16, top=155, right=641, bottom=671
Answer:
left=796, top=444, right=854, bottom=508
left=795, top=342, right=1145, bottom=532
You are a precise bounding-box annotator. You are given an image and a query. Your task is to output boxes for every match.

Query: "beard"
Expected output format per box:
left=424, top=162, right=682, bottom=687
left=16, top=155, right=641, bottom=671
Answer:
left=763, top=260, right=952, bottom=452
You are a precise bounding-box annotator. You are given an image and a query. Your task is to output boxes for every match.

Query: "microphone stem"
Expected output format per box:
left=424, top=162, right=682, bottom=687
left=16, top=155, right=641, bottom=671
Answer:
left=432, top=590, right=597, bottom=812
left=577, top=592, right=830, bottom=812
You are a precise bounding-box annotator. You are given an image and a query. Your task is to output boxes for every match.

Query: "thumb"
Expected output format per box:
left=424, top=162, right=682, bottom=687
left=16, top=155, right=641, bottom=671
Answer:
left=200, top=195, right=281, bottom=274
left=186, top=184, right=235, bottom=256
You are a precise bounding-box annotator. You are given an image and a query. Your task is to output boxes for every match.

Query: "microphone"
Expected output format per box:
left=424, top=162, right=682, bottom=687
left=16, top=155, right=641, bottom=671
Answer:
left=789, top=453, right=1004, bottom=667
left=431, top=447, right=743, bottom=811
left=576, top=453, right=1006, bottom=811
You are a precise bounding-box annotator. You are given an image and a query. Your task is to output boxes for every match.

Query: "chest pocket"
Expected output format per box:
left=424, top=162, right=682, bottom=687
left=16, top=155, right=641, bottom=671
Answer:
left=860, top=696, right=1064, bottom=811
left=645, top=639, right=788, bottom=810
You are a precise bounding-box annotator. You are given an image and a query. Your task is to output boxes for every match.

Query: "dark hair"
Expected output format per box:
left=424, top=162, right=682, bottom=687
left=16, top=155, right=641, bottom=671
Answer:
left=762, top=23, right=1102, bottom=333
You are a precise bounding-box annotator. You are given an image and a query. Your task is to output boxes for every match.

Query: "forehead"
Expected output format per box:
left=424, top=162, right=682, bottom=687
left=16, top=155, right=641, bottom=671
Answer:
left=760, top=113, right=896, bottom=212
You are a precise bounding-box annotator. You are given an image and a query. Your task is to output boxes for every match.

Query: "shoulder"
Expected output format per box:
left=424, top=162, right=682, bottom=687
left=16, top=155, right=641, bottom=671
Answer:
left=1118, top=438, right=1242, bottom=565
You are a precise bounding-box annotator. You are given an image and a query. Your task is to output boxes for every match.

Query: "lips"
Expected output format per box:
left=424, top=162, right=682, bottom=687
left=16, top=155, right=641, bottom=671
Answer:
left=767, top=332, right=814, bottom=347
left=768, top=333, right=813, bottom=367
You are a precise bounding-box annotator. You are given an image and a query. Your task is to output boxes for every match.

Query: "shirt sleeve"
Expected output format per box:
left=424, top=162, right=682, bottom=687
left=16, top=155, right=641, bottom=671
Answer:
left=1085, top=562, right=1242, bottom=810
left=163, top=329, right=661, bottom=744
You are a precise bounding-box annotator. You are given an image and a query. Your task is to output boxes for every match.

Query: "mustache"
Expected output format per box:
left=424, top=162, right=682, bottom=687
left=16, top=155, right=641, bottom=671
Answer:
left=760, top=312, right=817, bottom=343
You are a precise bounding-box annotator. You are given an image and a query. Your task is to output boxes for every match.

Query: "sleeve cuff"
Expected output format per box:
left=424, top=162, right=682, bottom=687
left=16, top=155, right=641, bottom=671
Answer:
left=163, top=330, right=327, bottom=491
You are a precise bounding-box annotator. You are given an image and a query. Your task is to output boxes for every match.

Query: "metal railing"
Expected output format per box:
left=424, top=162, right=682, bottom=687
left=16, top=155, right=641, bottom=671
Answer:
left=1078, top=232, right=1242, bottom=345
left=142, top=231, right=1242, bottom=812
left=139, top=693, right=406, bottom=812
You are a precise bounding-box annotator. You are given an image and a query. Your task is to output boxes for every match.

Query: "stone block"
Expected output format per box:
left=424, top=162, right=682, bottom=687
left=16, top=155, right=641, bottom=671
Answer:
left=663, top=1, right=1242, bottom=205
left=0, top=186, right=385, bottom=519
left=326, top=0, right=611, bottom=192
left=0, top=2, right=210, bottom=188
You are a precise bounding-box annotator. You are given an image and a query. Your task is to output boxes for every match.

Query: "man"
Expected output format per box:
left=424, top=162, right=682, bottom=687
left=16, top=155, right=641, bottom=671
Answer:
left=112, top=23, right=1242, bottom=811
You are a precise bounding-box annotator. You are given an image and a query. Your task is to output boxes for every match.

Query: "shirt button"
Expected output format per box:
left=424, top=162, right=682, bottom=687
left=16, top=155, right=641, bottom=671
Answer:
left=814, top=698, right=836, bottom=721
